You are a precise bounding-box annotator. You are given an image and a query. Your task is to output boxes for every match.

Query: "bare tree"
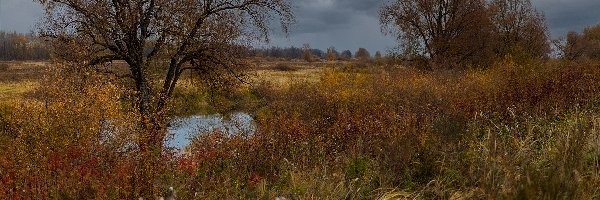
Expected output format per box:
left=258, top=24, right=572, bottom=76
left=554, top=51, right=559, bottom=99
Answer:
left=326, top=46, right=339, bottom=61
left=340, top=50, right=353, bottom=60
left=562, top=24, right=600, bottom=60
left=374, top=51, right=383, bottom=60
left=355, top=48, right=371, bottom=60
left=489, top=0, right=550, bottom=58
left=302, top=43, right=318, bottom=62
left=380, top=0, right=493, bottom=68
left=35, top=0, right=293, bottom=198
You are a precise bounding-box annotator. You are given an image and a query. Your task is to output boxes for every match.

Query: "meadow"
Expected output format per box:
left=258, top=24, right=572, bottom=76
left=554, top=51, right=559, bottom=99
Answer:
left=1, top=55, right=599, bottom=199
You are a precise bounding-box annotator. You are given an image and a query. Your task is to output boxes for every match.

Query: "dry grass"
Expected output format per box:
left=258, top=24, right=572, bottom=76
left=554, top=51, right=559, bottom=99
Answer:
left=0, top=81, right=39, bottom=104
left=175, top=57, right=600, bottom=199
left=249, top=60, right=362, bottom=89
left=1, top=58, right=600, bottom=199
left=0, top=61, right=47, bottom=106
left=0, top=61, right=47, bottom=82
left=252, top=67, right=322, bottom=89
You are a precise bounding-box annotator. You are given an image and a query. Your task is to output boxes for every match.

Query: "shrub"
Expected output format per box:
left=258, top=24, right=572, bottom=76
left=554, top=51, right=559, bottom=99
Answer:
left=270, top=63, right=297, bottom=71
left=0, top=63, right=8, bottom=71
left=225, top=60, right=600, bottom=198
left=0, top=65, right=141, bottom=199
left=4, top=59, right=600, bottom=198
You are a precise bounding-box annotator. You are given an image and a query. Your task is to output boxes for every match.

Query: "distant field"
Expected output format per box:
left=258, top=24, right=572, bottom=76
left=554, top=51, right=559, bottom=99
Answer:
left=0, top=59, right=331, bottom=113
left=0, top=59, right=361, bottom=101
left=0, top=61, right=48, bottom=82
left=250, top=60, right=327, bottom=88
left=0, top=61, right=47, bottom=103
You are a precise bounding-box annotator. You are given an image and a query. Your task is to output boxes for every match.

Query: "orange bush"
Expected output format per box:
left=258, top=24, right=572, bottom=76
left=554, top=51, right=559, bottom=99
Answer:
left=0, top=66, right=140, bottom=199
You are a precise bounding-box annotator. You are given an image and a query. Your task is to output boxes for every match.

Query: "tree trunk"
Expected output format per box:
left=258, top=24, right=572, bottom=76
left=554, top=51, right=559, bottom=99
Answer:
left=129, top=61, right=164, bottom=199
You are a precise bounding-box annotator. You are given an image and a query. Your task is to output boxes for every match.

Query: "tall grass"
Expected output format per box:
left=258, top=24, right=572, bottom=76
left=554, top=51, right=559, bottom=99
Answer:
left=1, top=57, right=599, bottom=198
left=175, top=57, right=600, bottom=198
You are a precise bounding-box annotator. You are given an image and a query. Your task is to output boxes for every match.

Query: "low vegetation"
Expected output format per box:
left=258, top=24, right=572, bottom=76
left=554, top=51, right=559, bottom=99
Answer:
left=1, top=0, right=599, bottom=199
left=0, top=63, right=8, bottom=71
left=1, top=56, right=599, bottom=199
left=171, top=56, right=600, bottom=199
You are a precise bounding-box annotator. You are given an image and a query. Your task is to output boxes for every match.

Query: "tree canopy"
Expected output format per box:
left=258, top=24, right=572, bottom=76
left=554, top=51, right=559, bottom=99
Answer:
left=380, top=0, right=549, bottom=68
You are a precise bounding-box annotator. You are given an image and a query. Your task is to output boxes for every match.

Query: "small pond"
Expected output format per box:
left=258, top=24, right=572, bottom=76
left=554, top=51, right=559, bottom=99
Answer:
left=165, top=112, right=256, bottom=149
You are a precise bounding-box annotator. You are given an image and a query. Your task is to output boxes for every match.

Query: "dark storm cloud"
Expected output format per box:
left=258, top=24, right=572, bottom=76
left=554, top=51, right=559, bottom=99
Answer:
left=532, top=0, right=600, bottom=37
left=269, top=0, right=394, bottom=54
left=289, top=0, right=382, bottom=34
left=271, top=0, right=600, bottom=53
left=1, top=0, right=599, bottom=53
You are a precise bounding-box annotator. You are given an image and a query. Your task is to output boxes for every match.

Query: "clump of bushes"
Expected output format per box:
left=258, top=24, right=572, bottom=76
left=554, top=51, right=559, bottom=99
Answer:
left=269, top=63, right=297, bottom=71
left=2, top=58, right=600, bottom=199
left=175, top=58, right=600, bottom=198
left=0, top=66, right=143, bottom=199
left=0, top=63, right=9, bottom=71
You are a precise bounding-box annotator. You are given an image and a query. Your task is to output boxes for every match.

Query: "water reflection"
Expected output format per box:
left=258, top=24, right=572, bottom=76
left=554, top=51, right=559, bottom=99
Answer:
left=165, top=112, right=255, bottom=149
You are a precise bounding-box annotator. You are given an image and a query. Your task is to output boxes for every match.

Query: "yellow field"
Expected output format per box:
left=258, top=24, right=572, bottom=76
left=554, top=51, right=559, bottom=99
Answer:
left=248, top=60, right=354, bottom=88
left=0, top=81, right=38, bottom=101
left=0, top=61, right=47, bottom=104
left=252, top=67, right=322, bottom=87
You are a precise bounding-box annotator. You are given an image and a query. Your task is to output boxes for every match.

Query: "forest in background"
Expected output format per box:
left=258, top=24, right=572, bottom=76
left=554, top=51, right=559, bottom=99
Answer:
left=0, top=32, right=49, bottom=61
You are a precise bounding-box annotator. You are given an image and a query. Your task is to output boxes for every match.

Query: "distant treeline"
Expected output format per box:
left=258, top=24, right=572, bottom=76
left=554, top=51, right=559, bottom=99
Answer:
left=0, top=30, right=386, bottom=62
left=0, top=31, right=50, bottom=60
left=248, top=46, right=381, bottom=61
left=249, top=46, right=323, bottom=59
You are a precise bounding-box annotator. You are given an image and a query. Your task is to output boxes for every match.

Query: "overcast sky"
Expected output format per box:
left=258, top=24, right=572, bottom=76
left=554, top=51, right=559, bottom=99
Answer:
left=1, top=0, right=599, bottom=53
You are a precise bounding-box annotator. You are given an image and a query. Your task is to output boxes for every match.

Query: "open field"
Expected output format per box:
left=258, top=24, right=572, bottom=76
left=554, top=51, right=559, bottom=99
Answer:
left=252, top=65, right=322, bottom=88
left=0, top=61, right=48, bottom=82
left=0, top=60, right=329, bottom=115
left=0, top=61, right=47, bottom=104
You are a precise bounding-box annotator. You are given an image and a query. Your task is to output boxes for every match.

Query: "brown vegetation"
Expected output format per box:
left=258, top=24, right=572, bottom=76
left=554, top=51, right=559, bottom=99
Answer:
left=1, top=54, right=599, bottom=199
left=380, top=0, right=549, bottom=68
left=355, top=48, right=371, bottom=60
left=0, top=32, right=50, bottom=60
left=0, top=0, right=599, bottom=199
left=177, top=57, right=600, bottom=198
left=563, top=24, right=600, bottom=60
left=35, top=0, right=293, bottom=197
left=0, top=61, right=47, bottom=83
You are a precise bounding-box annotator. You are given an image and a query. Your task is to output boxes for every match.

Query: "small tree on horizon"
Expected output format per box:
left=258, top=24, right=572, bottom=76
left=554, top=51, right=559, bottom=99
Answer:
left=375, top=51, right=383, bottom=60
left=340, top=50, right=353, bottom=60
left=355, top=48, right=371, bottom=60
left=302, top=43, right=319, bottom=62
left=326, top=47, right=339, bottom=61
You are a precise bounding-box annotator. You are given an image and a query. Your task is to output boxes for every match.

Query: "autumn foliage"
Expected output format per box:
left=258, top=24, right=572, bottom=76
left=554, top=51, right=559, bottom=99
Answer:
left=0, top=66, right=142, bottom=198
left=1, top=54, right=599, bottom=199
left=0, top=0, right=599, bottom=199
left=380, top=0, right=549, bottom=68
left=173, top=57, right=600, bottom=198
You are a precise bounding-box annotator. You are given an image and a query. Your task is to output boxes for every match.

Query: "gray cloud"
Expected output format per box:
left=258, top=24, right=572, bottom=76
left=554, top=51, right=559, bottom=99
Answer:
left=1, top=0, right=599, bottom=53
left=532, top=0, right=600, bottom=37
left=0, top=0, right=43, bottom=33
left=269, top=0, right=393, bottom=54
